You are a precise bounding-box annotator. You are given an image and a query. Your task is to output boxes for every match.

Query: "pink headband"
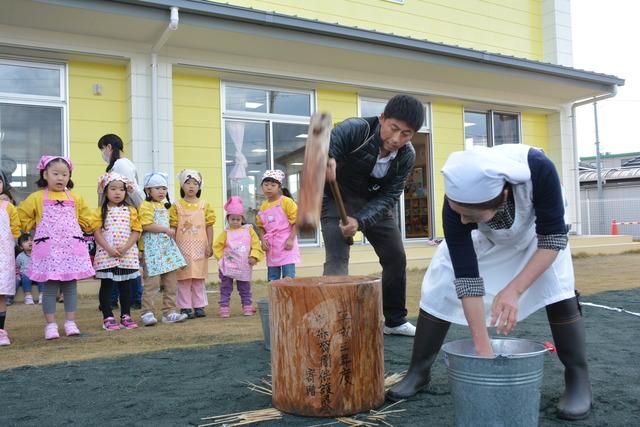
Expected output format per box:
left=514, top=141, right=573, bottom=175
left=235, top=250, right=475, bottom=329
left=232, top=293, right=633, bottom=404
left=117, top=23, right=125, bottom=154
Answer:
left=37, top=156, right=74, bottom=172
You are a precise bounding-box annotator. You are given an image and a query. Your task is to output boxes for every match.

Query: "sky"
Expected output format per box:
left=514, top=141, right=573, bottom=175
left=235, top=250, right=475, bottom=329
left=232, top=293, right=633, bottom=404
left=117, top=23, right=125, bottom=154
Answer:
left=572, top=0, right=640, bottom=158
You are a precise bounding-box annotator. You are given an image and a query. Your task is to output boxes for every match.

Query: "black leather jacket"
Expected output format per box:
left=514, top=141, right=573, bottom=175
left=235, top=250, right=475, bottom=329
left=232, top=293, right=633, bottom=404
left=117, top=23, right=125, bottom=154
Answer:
left=324, top=116, right=415, bottom=231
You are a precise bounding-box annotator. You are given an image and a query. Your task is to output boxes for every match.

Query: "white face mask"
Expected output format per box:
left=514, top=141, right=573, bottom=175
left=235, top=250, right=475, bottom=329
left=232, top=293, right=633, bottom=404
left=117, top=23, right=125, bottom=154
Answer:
left=101, top=150, right=110, bottom=163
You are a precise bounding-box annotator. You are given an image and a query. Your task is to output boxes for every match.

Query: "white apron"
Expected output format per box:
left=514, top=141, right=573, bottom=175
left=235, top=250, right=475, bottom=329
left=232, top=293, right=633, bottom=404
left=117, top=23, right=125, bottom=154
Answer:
left=420, top=146, right=575, bottom=325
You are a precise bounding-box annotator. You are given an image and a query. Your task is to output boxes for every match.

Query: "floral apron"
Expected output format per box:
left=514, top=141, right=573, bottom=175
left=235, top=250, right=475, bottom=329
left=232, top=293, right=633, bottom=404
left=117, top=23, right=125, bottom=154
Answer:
left=0, top=201, right=16, bottom=295
left=142, top=206, right=186, bottom=277
left=27, top=190, right=95, bottom=282
left=93, top=206, right=139, bottom=271
left=175, top=201, right=208, bottom=280
left=258, top=198, right=300, bottom=267
left=219, top=225, right=252, bottom=281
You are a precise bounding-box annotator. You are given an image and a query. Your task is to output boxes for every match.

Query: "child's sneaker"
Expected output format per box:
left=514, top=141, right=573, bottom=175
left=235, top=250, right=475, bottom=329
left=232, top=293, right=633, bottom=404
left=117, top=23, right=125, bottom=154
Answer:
left=141, top=312, right=157, bottom=326
left=219, top=306, right=230, bottom=318
left=38, top=294, right=43, bottom=304
left=120, top=315, right=138, bottom=329
left=243, top=305, right=256, bottom=316
left=64, top=320, right=81, bottom=336
left=24, top=295, right=34, bottom=305
left=0, top=329, right=10, bottom=346
left=44, top=323, right=60, bottom=340
left=180, top=308, right=195, bottom=320
left=162, top=311, right=188, bottom=323
left=194, top=307, right=206, bottom=318
left=102, top=317, right=121, bottom=331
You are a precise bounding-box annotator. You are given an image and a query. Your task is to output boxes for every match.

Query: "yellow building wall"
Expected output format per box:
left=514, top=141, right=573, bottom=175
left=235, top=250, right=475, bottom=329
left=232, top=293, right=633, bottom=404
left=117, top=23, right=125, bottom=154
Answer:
left=68, top=61, right=128, bottom=207
left=521, top=112, right=548, bottom=153
left=431, top=102, right=465, bottom=236
left=172, top=74, right=224, bottom=235
left=218, top=0, right=543, bottom=60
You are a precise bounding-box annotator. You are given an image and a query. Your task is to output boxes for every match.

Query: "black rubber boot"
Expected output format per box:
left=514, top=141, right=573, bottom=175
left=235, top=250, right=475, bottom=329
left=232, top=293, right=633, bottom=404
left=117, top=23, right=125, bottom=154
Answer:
left=546, top=296, right=592, bottom=420
left=386, top=310, right=450, bottom=401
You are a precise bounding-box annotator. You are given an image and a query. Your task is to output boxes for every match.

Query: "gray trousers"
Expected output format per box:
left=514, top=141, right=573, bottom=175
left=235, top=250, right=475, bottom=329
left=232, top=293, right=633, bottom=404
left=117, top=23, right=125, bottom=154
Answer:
left=321, top=195, right=408, bottom=327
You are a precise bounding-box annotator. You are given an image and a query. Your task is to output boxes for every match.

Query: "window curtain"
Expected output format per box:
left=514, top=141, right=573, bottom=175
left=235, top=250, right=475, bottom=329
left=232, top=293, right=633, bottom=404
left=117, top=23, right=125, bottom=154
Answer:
left=227, top=121, right=247, bottom=180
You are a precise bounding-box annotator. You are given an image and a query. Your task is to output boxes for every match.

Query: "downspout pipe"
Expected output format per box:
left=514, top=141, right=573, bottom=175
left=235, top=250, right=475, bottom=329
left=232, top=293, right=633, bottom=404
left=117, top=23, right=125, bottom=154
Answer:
left=570, top=85, right=617, bottom=235
left=151, top=6, right=179, bottom=172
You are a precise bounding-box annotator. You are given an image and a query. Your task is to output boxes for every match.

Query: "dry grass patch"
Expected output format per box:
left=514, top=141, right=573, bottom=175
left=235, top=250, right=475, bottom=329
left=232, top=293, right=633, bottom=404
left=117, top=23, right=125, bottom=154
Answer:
left=2, top=252, right=639, bottom=371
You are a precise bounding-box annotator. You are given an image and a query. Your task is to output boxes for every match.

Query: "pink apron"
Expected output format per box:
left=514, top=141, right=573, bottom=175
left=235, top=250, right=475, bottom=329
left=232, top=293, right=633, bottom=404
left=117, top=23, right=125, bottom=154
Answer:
left=219, top=225, right=253, bottom=281
left=257, top=198, right=300, bottom=267
left=0, top=201, right=16, bottom=295
left=27, top=190, right=95, bottom=282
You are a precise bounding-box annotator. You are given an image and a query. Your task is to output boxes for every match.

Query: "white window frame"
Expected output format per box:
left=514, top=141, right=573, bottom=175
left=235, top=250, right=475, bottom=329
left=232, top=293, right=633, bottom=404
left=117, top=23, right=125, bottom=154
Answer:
left=0, top=58, right=68, bottom=186
left=221, top=81, right=317, bottom=245
left=464, top=109, right=522, bottom=147
left=357, top=96, right=433, bottom=241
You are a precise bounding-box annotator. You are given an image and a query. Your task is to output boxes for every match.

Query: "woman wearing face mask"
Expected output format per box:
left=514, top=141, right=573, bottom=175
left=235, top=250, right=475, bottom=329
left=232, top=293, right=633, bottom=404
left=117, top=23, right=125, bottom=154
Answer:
left=97, top=134, right=145, bottom=208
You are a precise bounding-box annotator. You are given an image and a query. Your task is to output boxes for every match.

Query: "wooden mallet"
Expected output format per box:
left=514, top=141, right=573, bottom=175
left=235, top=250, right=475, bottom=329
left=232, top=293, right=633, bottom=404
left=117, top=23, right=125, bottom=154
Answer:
left=296, top=112, right=354, bottom=245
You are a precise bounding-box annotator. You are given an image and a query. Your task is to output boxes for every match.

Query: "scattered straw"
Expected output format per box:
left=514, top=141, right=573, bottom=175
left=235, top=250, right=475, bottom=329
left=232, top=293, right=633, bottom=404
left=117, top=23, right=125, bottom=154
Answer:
left=199, top=408, right=282, bottom=427
left=383, top=371, right=406, bottom=391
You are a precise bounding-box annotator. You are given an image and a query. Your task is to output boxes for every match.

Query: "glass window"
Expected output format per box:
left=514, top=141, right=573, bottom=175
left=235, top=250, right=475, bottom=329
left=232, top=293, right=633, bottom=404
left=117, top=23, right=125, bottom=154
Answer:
left=493, top=112, right=519, bottom=146
left=0, top=63, right=61, bottom=98
left=225, top=86, right=268, bottom=113
left=270, top=91, right=310, bottom=116
left=464, top=111, right=489, bottom=149
left=360, top=99, right=386, bottom=117
left=465, top=110, right=519, bottom=148
left=0, top=103, right=64, bottom=202
left=224, top=120, right=269, bottom=226
left=225, top=85, right=311, bottom=117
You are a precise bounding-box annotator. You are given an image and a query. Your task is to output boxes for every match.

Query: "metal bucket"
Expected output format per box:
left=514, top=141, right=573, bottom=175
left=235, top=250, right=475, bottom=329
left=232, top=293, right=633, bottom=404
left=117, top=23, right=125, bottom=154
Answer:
left=442, top=338, right=554, bottom=427
left=257, top=298, right=270, bottom=351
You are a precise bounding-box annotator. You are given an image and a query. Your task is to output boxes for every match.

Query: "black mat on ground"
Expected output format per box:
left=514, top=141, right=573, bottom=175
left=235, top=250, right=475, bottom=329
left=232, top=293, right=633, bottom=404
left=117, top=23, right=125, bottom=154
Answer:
left=1, top=288, right=639, bottom=427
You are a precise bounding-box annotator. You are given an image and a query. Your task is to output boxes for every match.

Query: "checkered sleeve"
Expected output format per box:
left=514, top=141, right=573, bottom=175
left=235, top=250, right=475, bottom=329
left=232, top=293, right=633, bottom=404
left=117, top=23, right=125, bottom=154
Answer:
left=454, top=277, right=485, bottom=299
left=537, top=234, right=568, bottom=251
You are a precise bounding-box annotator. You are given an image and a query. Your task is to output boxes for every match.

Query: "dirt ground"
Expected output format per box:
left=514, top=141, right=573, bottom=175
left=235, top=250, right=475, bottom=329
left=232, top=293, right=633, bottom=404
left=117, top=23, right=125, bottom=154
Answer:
left=1, top=252, right=639, bottom=371
left=1, top=286, right=639, bottom=426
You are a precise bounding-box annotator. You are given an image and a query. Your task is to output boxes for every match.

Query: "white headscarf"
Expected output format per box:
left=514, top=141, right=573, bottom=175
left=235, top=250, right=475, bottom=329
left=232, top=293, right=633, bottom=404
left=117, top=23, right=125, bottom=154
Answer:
left=441, top=146, right=531, bottom=204
left=177, top=169, right=203, bottom=187
left=143, top=172, right=169, bottom=189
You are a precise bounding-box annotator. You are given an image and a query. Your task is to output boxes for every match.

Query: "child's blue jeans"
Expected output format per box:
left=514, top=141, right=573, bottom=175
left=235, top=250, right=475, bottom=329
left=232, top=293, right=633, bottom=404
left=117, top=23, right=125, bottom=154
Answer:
left=267, top=264, right=296, bottom=281
left=18, top=274, right=43, bottom=294
left=111, top=276, right=143, bottom=305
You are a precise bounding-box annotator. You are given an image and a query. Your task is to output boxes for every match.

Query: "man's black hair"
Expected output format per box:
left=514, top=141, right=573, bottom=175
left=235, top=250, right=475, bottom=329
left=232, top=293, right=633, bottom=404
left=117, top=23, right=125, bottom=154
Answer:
left=383, top=95, right=425, bottom=132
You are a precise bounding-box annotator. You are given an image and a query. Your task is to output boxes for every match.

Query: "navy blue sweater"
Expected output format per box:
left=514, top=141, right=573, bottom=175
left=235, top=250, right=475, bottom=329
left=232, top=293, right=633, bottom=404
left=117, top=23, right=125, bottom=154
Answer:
left=443, top=148, right=566, bottom=279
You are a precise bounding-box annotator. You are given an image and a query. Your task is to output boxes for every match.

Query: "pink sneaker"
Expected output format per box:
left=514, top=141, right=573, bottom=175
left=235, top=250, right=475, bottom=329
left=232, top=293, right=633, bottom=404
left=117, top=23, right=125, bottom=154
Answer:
left=0, top=329, right=10, bottom=346
left=64, top=320, right=81, bottom=336
left=120, top=315, right=138, bottom=329
left=243, top=305, right=256, bottom=316
left=44, top=323, right=60, bottom=340
left=102, top=317, right=121, bottom=331
left=219, top=306, right=230, bottom=318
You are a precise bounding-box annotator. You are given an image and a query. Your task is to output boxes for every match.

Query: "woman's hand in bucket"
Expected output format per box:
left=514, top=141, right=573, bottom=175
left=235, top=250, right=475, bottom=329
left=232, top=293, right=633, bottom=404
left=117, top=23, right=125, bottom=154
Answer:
left=491, top=286, right=521, bottom=335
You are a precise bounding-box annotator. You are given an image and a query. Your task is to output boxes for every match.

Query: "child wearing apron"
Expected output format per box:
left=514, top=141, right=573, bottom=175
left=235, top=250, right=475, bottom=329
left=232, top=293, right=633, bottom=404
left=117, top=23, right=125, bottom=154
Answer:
left=256, top=170, right=300, bottom=281
left=0, top=171, right=21, bottom=346
left=138, top=172, right=187, bottom=326
left=169, top=169, right=215, bottom=319
left=18, top=156, right=95, bottom=340
left=213, top=196, right=263, bottom=317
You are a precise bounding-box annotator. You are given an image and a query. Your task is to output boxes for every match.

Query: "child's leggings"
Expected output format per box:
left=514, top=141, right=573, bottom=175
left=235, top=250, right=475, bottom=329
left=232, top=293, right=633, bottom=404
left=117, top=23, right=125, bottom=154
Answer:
left=218, top=272, right=251, bottom=307
left=177, top=279, right=208, bottom=309
left=141, top=270, right=177, bottom=316
left=99, top=279, right=131, bottom=319
left=42, top=280, right=77, bottom=315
